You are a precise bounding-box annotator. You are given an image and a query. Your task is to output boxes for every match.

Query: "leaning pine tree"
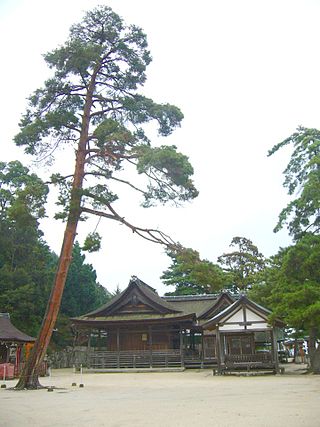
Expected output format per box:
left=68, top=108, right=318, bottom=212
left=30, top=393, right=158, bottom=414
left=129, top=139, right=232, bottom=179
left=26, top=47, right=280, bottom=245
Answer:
left=14, top=6, right=198, bottom=389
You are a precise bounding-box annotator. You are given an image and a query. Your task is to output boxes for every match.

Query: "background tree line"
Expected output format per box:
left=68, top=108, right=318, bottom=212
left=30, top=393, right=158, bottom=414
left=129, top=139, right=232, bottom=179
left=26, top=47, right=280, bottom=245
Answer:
left=163, top=127, right=320, bottom=373
left=1, top=127, right=319, bottom=371
left=0, top=161, right=110, bottom=349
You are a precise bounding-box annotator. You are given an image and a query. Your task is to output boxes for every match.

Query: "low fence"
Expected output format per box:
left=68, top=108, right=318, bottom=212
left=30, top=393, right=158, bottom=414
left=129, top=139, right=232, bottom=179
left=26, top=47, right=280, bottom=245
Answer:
left=89, top=349, right=182, bottom=369
left=224, top=352, right=275, bottom=371
left=48, top=347, right=216, bottom=369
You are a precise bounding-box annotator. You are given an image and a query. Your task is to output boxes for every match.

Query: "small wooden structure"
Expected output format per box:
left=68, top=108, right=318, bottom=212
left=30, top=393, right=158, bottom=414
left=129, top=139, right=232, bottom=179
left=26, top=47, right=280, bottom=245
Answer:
left=72, top=277, right=283, bottom=373
left=202, top=295, right=284, bottom=374
left=0, top=313, right=35, bottom=378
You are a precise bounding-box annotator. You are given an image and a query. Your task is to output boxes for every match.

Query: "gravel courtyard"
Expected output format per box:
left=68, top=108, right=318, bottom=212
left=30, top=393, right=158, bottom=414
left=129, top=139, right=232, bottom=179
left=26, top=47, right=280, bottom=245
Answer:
left=1, top=367, right=319, bottom=427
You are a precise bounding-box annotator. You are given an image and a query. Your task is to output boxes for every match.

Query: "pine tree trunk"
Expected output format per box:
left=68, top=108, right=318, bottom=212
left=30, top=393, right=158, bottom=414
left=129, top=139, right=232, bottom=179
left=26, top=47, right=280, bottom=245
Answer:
left=15, top=222, right=80, bottom=389
left=15, top=70, right=97, bottom=389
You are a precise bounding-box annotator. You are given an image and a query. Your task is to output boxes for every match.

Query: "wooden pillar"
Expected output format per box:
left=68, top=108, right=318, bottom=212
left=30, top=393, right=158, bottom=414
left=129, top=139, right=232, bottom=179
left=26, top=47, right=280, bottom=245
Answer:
left=117, top=328, right=120, bottom=369
left=271, top=328, right=280, bottom=374
left=201, top=330, right=204, bottom=369
left=216, top=326, right=222, bottom=375
left=180, top=326, right=185, bottom=368
left=149, top=325, right=153, bottom=368
left=87, top=331, right=91, bottom=351
left=87, top=331, right=92, bottom=368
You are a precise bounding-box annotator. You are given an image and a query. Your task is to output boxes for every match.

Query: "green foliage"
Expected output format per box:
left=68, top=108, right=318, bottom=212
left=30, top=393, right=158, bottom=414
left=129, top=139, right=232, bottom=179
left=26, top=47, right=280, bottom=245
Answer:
left=82, top=232, right=102, bottom=253
left=10, top=6, right=197, bottom=380
left=268, top=126, right=320, bottom=239
left=0, top=161, right=48, bottom=221
left=111, top=285, right=122, bottom=296
left=217, top=236, right=266, bottom=291
left=14, top=5, right=197, bottom=234
left=93, top=119, right=135, bottom=149
left=252, top=127, right=320, bottom=371
left=52, top=241, right=110, bottom=348
left=162, top=248, right=227, bottom=295
left=0, top=162, right=54, bottom=336
left=0, top=162, right=110, bottom=344
left=137, top=145, right=198, bottom=206
left=122, top=95, right=184, bottom=136
left=249, top=234, right=320, bottom=336
left=60, top=242, right=110, bottom=318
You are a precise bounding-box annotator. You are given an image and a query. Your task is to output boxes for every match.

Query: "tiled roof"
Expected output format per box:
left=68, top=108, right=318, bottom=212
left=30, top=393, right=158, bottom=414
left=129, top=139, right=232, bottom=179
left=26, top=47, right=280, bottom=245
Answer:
left=0, top=313, right=35, bottom=343
left=164, top=295, right=219, bottom=317
left=73, top=278, right=238, bottom=327
left=74, top=312, right=195, bottom=325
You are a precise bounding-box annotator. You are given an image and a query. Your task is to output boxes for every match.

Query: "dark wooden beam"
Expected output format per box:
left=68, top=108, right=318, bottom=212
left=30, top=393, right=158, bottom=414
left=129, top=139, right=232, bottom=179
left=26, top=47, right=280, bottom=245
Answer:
left=149, top=325, right=153, bottom=368
left=116, top=327, right=120, bottom=369
left=180, top=326, right=184, bottom=368
left=201, top=330, right=204, bottom=369
left=271, top=329, right=280, bottom=374
left=216, top=326, right=222, bottom=375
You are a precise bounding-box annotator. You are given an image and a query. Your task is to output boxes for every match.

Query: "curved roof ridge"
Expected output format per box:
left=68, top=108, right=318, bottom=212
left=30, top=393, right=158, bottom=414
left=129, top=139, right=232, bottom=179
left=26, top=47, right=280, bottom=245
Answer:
left=202, top=295, right=285, bottom=328
left=197, top=292, right=235, bottom=319
left=0, top=314, right=35, bottom=342
left=77, top=276, right=181, bottom=318
left=164, top=294, right=219, bottom=301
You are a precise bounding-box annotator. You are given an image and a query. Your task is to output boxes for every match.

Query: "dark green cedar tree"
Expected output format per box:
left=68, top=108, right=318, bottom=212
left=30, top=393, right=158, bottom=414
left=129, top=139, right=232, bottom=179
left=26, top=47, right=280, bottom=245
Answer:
left=0, top=161, right=53, bottom=336
left=53, top=242, right=110, bottom=349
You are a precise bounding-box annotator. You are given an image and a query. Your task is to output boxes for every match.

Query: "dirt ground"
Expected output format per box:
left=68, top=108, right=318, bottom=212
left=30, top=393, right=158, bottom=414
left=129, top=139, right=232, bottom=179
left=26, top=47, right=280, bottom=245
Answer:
left=0, top=365, right=319, bottom=427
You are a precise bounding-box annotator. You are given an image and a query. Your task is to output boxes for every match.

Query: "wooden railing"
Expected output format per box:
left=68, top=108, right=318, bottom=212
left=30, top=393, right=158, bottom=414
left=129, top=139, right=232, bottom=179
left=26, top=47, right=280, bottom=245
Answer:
left=225, top=353, right=272, bottom=363
left=89, top=349, right=182, bottom=369
left=224, top=352, right=275, bottom=371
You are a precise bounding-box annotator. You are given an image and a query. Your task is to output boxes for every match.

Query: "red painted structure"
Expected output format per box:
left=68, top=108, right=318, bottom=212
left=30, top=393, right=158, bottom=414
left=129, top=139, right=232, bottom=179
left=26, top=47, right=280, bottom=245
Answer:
left=0, top=313, right=35, bottom=378
left=0, top=363, right=15, bottom=379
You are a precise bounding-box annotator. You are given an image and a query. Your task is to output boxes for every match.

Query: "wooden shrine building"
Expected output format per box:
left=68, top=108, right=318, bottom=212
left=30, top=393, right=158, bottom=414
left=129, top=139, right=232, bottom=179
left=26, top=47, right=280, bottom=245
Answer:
left=72, top=277, right=284, bottom=373
left=0, top=313, right=35, bottom=378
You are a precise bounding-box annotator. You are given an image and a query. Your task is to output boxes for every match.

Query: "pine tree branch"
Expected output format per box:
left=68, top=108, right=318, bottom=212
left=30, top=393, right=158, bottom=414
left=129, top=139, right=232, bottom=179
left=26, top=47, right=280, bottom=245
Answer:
left=81, top=204, right=177, bottom=249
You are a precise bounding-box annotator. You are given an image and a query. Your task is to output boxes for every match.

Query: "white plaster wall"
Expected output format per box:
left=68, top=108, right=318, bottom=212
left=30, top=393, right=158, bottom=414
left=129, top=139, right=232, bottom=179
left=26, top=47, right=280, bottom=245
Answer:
left=246, top=308, right=266, bottom=322
left=221, top=308, right=244, bottom=324
left=246, top=322, right=269, bottom=330
left=219, top=323, right=245, bottom=331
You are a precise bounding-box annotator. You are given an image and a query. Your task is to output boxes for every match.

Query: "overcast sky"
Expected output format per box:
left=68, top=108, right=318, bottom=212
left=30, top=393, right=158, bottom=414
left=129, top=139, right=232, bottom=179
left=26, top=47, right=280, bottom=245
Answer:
left=1, top=0, right=320, bottom=295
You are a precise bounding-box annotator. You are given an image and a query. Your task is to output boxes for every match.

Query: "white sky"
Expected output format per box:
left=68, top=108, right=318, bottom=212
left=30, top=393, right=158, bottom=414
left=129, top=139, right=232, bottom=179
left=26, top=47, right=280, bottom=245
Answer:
left=1, top=0, right=320, bottom=295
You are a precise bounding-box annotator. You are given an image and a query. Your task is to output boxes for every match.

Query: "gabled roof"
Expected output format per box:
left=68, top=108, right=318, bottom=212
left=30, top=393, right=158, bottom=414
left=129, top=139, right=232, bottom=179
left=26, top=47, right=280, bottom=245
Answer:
left=163, top=292, right=235, bottom=320
left=202, top=295, right=285, bottom=329
left=163, top=294, right=220, bottom=317
left=0, top=313, right=36, bottom=343
left=197, top=292, right=235, bottom=319
left=78, top=276, right=182, bottom=319
left=72, top=278, right=282, bottom=330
